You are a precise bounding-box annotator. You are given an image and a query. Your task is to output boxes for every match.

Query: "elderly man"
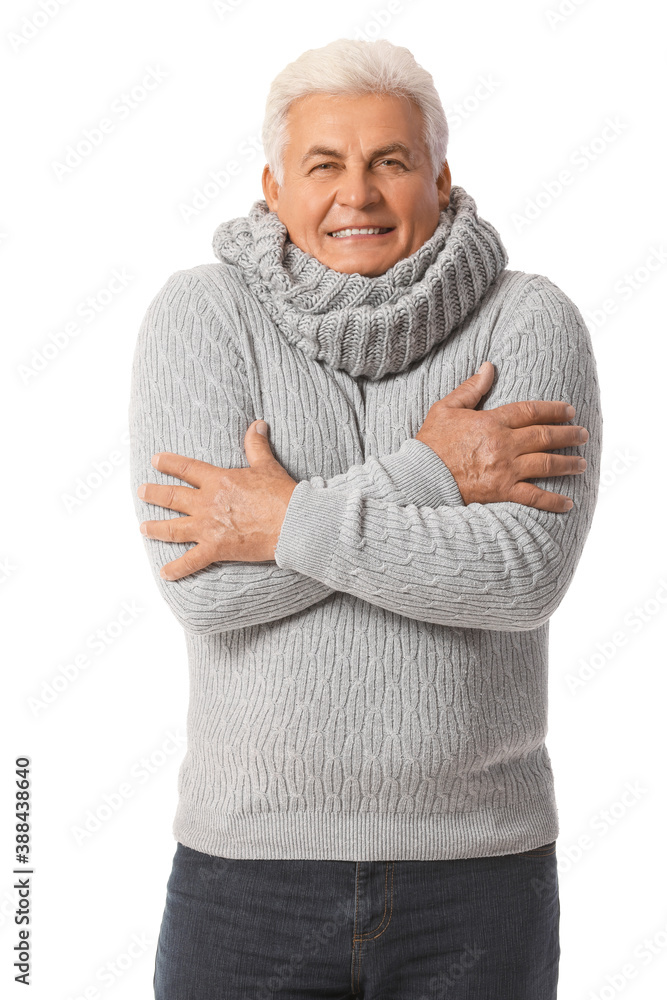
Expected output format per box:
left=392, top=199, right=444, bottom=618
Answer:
left=130, top=37, right=600, bottom=1000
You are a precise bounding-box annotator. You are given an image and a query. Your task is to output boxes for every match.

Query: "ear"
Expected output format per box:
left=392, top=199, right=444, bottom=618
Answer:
left=262, top=164, right=279, bottom=210
left=436, top=160, right=452, bottom=211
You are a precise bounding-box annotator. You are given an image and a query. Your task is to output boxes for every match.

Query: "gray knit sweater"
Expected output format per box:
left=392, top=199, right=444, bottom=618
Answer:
left=128, top=186, right=602, bottom=860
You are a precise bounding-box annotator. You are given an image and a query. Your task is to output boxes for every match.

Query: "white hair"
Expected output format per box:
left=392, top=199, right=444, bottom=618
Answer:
left=261, top=38, right=449, bottom=187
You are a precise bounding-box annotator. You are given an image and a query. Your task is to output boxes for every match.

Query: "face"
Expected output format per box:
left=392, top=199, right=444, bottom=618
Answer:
left=261, top=92, right=451, bottom=277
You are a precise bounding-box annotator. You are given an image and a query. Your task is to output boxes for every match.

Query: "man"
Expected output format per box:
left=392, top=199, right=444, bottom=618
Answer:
left=129, top=37, right=601, bottom=1000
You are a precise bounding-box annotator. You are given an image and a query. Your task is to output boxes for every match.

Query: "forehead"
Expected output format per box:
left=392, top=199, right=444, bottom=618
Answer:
left=284, top=92, right=425, bottom=152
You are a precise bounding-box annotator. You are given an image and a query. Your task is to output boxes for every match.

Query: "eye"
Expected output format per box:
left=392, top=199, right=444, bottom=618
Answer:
left=378, top=159, right=405, bottom=168
left=312, top=162, right=335, bottom=171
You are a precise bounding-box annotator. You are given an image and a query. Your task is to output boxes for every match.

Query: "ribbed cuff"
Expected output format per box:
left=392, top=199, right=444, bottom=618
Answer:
left=274, top=481, right=348, bottom=579
left=274, top=439, right=465, bottom=578
left=378, top=438, right=464, bottom=506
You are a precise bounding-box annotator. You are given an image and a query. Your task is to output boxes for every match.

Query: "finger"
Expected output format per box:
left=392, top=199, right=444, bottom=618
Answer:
left=440, top=362, right=495, bottom=410
left=244, top=419, right=281, bottom=468
left=140, top=515, right=198, bottom=543
left=150, top=451, right=218, bottom=487
left=158, top=542, right=220, bottom=582
left=507, top=481, right=574, bottom=513
left=496, top=399, right=577, bottom=429
left=138, top=481, right=198, bottom=514
left=511, top=422, right=589, bottom=454
left=512, top=453, right=587, bottom=481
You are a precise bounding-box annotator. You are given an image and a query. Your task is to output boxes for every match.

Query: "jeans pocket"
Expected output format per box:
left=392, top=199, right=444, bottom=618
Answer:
left=514, top=840, right=557, bottom=858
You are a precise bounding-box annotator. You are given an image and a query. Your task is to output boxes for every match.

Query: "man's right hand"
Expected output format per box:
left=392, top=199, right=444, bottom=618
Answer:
left=414, top=361, right=589, bottom=512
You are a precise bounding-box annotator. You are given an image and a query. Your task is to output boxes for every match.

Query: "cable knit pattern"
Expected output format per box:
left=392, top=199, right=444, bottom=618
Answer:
left=128, top=192, right=602, bottom=861
left=211, top=185, right=508, bottom=379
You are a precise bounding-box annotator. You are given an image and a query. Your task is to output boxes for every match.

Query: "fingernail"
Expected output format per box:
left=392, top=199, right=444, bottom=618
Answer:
left=256, top=420, right=268, bottom=436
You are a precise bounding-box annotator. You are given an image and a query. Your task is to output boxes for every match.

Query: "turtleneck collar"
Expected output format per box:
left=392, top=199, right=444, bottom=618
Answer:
left=211, top=185, right=509, bottom=381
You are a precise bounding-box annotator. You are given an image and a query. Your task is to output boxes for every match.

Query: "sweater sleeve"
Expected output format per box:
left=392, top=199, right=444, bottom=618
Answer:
left=314, top=437, right=464, bottom=508
left=129, top=269, right=337, bottom=635
left=129, top=270, right=462, bottom=637
left=274, top=277, right=603, bottom=632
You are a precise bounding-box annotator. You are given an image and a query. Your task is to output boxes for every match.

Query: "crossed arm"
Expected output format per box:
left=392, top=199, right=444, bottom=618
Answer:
left=129, top=271, right=601, bottom=635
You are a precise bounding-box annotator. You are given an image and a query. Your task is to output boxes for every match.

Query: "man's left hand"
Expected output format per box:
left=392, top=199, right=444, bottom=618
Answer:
left=137, top=420, right=297, bottom=581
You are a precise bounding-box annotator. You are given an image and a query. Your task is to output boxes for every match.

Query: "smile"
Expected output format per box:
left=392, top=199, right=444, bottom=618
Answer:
left=327, top=227, right=395, bottom=238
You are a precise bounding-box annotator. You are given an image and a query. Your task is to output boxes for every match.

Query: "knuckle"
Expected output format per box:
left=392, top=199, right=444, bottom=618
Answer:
left=539, top=424, right=554, bottom=449
left=524, top=485, right=540, bottom=507
left=537, top=453, right=551, bottom=477
left=522, top=399, right=540, bottom=422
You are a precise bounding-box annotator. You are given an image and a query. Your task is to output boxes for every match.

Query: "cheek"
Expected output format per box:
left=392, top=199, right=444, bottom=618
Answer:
left=411, top=196, right=441, bottom=234
left=292, top=202, right=328, bottom=239
left=391, top=189, right=428, bottom=229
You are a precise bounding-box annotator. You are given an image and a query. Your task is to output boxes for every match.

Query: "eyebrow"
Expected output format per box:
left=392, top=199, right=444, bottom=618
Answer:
left=300, top=142, right=415, bottom=167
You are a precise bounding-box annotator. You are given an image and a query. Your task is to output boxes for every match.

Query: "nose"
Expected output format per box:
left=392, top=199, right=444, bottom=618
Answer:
left=334, top=166, right=381, bottom=210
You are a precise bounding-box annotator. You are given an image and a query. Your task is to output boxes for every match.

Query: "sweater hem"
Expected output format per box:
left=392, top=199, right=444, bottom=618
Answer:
left=171, top=793, right=559, bottom=861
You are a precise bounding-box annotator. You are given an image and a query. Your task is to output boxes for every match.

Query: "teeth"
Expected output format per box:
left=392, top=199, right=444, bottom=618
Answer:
left=330, top=227, right=391, bottom=237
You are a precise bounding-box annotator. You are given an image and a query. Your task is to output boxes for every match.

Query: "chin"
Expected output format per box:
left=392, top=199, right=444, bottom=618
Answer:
left=324, top=250, right=398, bottom=276
left=328, top=260, right=389, bottom=277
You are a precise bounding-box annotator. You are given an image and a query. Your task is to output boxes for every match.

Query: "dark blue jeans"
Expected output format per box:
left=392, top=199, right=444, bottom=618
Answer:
left=154, top=840, right=560, bottom=999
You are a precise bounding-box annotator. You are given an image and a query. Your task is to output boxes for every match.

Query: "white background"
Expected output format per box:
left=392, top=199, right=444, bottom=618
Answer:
left=2, top=0, right=665, bottom=997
